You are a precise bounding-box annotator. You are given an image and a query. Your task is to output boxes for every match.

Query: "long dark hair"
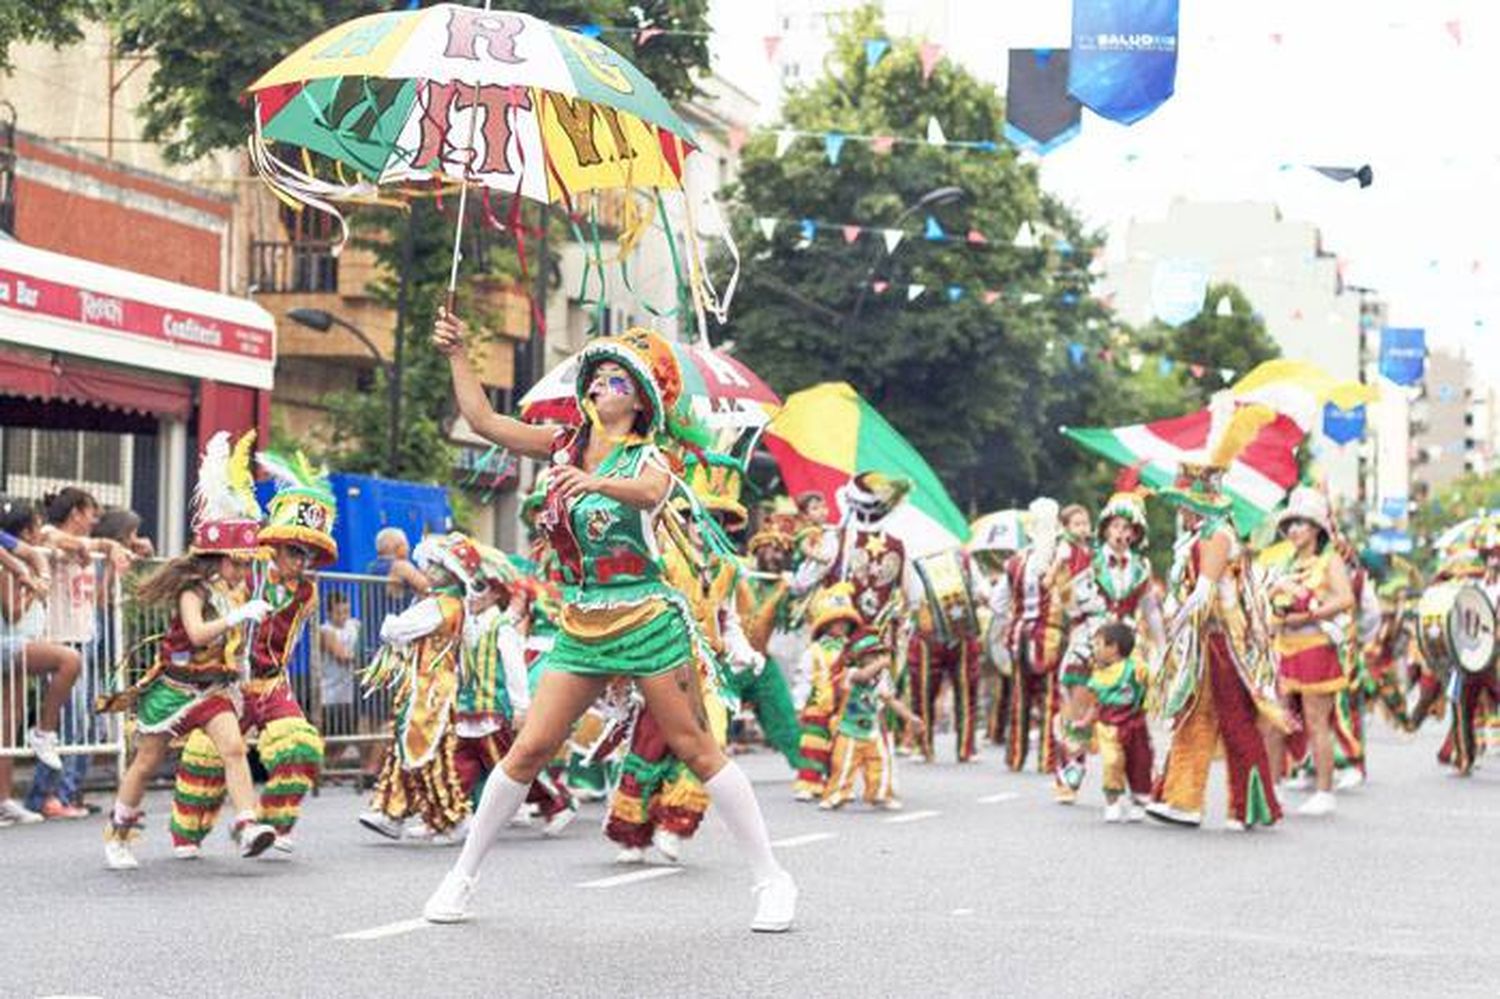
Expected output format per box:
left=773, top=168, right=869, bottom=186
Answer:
left=0, top=496, right=39, bottom=538
left=134, top=553, right=220, bottom=607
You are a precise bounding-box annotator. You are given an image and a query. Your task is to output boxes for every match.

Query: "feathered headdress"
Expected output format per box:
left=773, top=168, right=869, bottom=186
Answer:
left=257, top=449, right=339, bottom=567
left=191, top=430, right=264, bottom=557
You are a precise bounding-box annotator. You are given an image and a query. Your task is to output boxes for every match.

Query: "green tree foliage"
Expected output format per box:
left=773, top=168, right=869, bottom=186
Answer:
left=0, top=1, right=102, bottom=71
left=109, top=0, right=710, bottom=163
left=1129, top=282, right=1281, bottom=402
left=725, top=7, right=1113, bottom=513
left=1408, top=470, right=1500, bottom=557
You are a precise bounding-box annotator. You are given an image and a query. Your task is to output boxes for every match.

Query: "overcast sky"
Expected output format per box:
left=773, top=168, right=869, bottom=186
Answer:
left=708, top=0, right=1500, bottom=383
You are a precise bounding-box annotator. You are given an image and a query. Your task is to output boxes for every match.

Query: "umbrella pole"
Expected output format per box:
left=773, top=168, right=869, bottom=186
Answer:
left=445, top=0, right=492, bottom=314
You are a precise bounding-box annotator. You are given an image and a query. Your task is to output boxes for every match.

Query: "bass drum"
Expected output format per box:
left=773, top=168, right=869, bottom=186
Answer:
left=1416, top=582, right=1497, bottom=680
left=914, top=550, right=980, bottom=644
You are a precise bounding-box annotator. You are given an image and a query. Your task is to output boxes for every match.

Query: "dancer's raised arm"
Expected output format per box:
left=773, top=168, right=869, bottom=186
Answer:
left=432, top=309, right=555, bottom=460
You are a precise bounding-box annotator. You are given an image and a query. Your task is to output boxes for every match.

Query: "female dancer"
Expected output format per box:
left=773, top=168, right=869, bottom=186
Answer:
left=1265, top=487, right=1354, bottom=816
left=423, top=312, right=796, bottom=932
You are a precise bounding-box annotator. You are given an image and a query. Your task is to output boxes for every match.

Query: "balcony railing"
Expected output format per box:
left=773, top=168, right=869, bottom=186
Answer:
left=251, top=240, right=339, bottom=294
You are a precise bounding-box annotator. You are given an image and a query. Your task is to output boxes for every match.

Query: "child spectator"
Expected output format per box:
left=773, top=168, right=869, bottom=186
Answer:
left=0, top=497, right=82, bottom=824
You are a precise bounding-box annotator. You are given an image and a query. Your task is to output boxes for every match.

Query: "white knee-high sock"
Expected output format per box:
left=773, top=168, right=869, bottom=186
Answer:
left=704, top=762, right=783, bottom=883
left=453, top=769, right=529, bottom=879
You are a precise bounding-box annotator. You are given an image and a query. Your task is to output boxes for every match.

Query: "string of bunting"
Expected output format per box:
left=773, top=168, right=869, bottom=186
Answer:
left=754, top=214, right=1077, bottom=256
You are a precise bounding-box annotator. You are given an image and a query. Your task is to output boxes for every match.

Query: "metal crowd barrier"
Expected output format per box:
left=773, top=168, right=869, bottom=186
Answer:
left=1, top=555, right=413, bottom=795
left=0, top=552, right=128, bottom=790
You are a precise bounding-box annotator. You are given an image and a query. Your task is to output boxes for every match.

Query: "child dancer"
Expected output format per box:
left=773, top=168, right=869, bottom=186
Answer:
left=168, top=451, right=334, bottom=855
left=98, top=432, right=276, bottom=869
left=1082, top=622, right=1154, bottom=823
left=820, top=629, right=924, bottom=810
left=792, top=583, right=863, bottom=801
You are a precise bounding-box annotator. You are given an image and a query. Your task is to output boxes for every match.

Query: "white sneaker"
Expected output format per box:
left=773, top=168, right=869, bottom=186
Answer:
left=1125, top=801, right=1146, bottom=823
left=1335, top=769, right=1365, bottom=792
left=793, top=789, right=815, bottom=802
left=614, top=846, right=646, bottom=865
left=358, top=810, right=405, bottom=840
left=272, top=835, right=295, bottom=855
left=751, top=869, right=798, bottom=933
left=27, top=728, right=63, bottom=771
left=233, top=819, right=278, bottom=858
left=423, top=870, right=477, bottom=924
left=1103, top=801, right=1123, bottom=823
left=652, top=828, right=683, bottom=863
left=0, top=798, right=43, bottom=825
left=541, top=808, right=577, bottom=839
left=1283, top=772, right=1313, bottom=791
left=105, top=837, right=139, bottom=870
left=878, top=798, right=904, bottom=811
left=1224, top=819, right=1247, bottom=832
left=173, top=843, right=201, bottom=860
left=404, top=819, right=436, bottom=841
left=1297, top=791, right=1337, bottom=817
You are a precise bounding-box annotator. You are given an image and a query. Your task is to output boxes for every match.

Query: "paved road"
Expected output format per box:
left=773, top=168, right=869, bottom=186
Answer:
left=2, top=722, right=1495, bottom=999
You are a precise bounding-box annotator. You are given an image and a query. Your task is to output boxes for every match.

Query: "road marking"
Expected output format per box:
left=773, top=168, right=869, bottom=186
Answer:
left=952, top=908, right=975, bottom=917
left=577, top=867, right=684, bottom=889
left=335, top=918, right=430, bottom=941
left=882, top=809, right=941, bottom=825
left=772, top=832, right=837, bottom=849
left=977, top=792, right=1019, bottom=804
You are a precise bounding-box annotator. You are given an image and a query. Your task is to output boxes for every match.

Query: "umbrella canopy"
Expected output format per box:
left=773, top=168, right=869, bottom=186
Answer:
left=969, top=509, right=1028, bottom=555
left=520, top=340, right=781, bottom=431
left=764, top=382, right=969, bottom=558
left=248, top=5, right=695, bottom=206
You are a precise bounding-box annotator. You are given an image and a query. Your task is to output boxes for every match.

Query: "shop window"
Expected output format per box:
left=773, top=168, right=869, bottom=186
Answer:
left=0, top=428, right=132, bottom=509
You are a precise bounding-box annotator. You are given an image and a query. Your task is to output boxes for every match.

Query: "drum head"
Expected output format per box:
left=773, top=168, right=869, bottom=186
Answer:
left=1448, top=585, right=1496, bottom=673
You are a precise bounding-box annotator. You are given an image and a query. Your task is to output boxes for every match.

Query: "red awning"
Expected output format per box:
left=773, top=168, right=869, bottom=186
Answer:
left=0, top=345, right=192, bottom=419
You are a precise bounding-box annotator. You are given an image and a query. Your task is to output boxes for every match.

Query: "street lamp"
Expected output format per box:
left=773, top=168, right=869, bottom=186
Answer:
left=844, top=186, right=966, bottom=327
left=286, top=307, right=402, bottom=478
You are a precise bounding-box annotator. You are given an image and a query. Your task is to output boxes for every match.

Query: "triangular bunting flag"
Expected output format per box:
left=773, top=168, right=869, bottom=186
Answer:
left=1446, top=19, right=1462, bottom=45
left=1215, top=295, right=1233, bottom=317
left=871, top=135, right=896, bottom=155
left=1219, top=368, right=1236, bottom=383
left=966, top=228, right=987, bottom=245
left=1020, top=292, right=1043, bottom=305
left=764, top=35, right=783, bottom=61
left=865, top=38, right=890, bottom=67
left=907, top=284, right=927, bottom=302
left=756, top=217, right=777, bottom=241
left=798, top=219, right=816, bottom=243
left=926, top=116, right=947, bottom=145
left=1068, top=342, right=1087, bottom=366
left=842, top=225, right=862, bottom=244
left=578, top=23, right=603, bottom=39
left=872, top=280, right=890, bottom=294
left=635, top=26, right=666, bottom=46
left=1158, top=357, right=1175, bottom=376
left=982, top=289, right=1001, bottom=305
left=1189, top=364, right=1206, bottom=379
left=924, top=216, right=945, bottom=241
left=920, top=41, right=943, bottom=82
left=881, top=229, right=904, bottom=254
left=774, top=130, right=795, bottom=158
left=1013, top=222, right=1037, bottom=249
left=1128, top=352, right=1145, bottom=373
left=946, top=285, right=964, bottom=302
left=825, top=132, right=846, bottom=165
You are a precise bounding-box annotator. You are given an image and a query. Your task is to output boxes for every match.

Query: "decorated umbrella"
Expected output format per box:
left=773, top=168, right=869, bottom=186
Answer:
left=246, top=4, right=733, bottom=324
left=763, top=382, right=969, bottom=558
left=1062, top=360, right=1377, bottom=535
left=520, top=340, right=781, bottom=432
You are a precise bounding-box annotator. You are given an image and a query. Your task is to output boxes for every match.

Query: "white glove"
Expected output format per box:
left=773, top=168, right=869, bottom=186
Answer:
left=227, top=599, right=273, bottom=627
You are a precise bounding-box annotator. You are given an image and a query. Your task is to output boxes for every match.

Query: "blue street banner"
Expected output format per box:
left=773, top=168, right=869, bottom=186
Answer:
left=1380, top=496, right=1408, bottom=521
left=1379, top=327, right=1427, bottom=386
left=1369, top=529, right=1413, bottom=555
left=1005, top=49, right=1082, bottom=154
left=1067, top=0, right=1179, bottom=125
left=1322, top=402, right=1367, bottom=445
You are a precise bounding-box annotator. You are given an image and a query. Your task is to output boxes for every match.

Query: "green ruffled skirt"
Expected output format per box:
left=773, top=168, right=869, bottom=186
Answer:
left=545, top=585, right=697, bottom=679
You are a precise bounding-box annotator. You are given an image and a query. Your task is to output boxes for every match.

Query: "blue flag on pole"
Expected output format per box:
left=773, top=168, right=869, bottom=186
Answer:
left=1067, top=0, right=1179, bottom=125
left=1379, top=327, right=1426, bottom=385
left=1322, top=402, right=1366, bottom=445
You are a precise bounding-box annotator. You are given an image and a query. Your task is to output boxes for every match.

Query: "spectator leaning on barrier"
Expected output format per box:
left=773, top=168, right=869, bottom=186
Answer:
left=369, top=527, right=430, bottom=606
left=0, top=497, right=82, bottom=826
left=29, top=488, right=135, bottom=819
